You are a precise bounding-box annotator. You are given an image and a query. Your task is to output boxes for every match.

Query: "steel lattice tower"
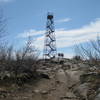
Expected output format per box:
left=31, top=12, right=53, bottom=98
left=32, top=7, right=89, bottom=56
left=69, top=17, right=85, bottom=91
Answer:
left=43, top=13, right=57, bottom=59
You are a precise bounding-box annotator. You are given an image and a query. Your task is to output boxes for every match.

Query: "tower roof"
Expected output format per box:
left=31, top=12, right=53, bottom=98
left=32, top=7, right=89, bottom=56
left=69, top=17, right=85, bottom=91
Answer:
left=47, top=12, right=53, bottom=19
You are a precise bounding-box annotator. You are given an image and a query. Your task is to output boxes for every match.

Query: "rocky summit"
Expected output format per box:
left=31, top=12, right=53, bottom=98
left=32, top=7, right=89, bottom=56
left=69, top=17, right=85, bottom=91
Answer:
left=0, top=58, right=99, bottom=100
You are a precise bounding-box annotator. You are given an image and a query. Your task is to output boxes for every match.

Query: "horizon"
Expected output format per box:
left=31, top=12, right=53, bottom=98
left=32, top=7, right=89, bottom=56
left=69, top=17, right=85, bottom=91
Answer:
left=0, top=0, right=100, bottom=58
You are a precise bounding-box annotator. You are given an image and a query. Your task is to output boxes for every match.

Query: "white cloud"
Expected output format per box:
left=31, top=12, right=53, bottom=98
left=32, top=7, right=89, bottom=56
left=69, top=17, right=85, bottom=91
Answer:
left=0, top=0, right=14, bottom=3
left=18, top=29, right=45, bottom=38
left=18, top=18, right=100, bottom=58
left=32, top=18, right=100, bottom=50
left=56, top=18, right=72, bottom=23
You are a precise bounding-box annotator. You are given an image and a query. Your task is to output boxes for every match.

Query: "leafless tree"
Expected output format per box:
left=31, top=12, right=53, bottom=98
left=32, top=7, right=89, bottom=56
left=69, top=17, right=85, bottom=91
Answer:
left=0, top=10, right=40, bottom=85
left=12, top=36, right=39, bottom=85
left=74, top=36, right=100, bottom=66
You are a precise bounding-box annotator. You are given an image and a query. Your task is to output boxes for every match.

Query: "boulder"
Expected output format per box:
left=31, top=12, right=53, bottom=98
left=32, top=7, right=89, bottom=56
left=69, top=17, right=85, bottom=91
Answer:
left=33, top=90, right=40, bottom=93
left=41, top=90, right=48, bottom=95
left=55, top=69, right=67, bottom=83
left=95, top=93, right=100, bottom=100
left=65, top=70, right=83, bottom=84
left=73, top=83, right=89, bottom=100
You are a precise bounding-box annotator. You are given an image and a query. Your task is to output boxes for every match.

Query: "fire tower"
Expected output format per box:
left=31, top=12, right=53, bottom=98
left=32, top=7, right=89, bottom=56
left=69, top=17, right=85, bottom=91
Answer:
left=43, top=13, right=57, bottom=59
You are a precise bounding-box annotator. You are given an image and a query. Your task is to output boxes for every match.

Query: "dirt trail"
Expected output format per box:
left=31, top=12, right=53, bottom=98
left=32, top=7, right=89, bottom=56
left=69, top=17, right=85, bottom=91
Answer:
left=29, top=69, right=78, bottom=100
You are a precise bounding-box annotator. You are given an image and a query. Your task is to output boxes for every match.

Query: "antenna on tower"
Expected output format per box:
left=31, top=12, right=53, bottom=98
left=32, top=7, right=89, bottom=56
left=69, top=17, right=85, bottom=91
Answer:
left=43, top=12, right=57, bottom=60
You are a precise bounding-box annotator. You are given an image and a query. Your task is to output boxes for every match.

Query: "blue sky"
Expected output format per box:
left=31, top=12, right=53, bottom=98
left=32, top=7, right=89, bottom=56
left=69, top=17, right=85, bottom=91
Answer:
left=0, top=0, right=100, bottom=58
